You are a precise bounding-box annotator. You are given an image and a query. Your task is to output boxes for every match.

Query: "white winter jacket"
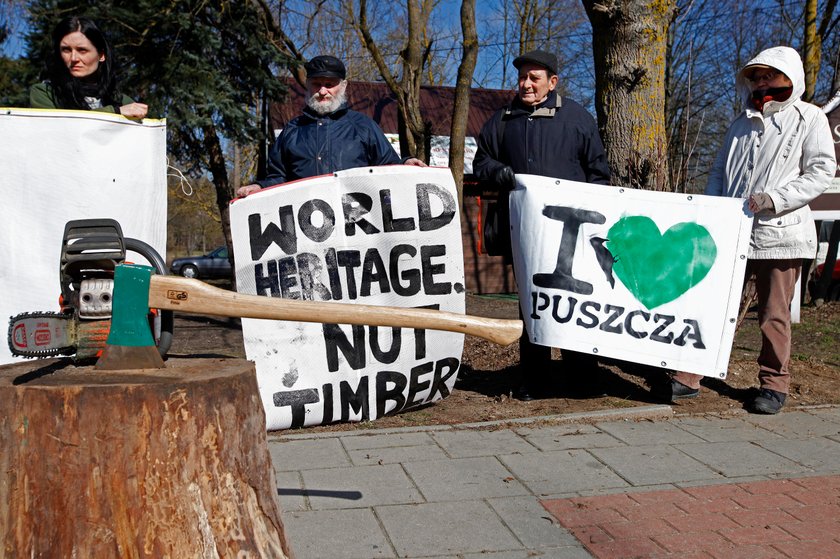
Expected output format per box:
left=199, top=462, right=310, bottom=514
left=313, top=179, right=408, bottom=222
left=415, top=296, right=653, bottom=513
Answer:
left=705, top=46, right=836, bottom=259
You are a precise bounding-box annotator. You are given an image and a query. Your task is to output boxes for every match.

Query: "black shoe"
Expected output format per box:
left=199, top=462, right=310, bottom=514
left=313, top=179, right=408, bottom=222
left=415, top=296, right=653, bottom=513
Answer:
left=668, top=380, right=699, bottom=403
left=751, top=388, right=786, bottom=414
left=513, top=385, right=536, bottom=402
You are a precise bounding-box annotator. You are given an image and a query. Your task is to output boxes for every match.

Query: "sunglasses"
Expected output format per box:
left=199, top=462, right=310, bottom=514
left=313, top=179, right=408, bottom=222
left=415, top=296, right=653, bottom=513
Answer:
left=748, top=69, right=781, bottom=83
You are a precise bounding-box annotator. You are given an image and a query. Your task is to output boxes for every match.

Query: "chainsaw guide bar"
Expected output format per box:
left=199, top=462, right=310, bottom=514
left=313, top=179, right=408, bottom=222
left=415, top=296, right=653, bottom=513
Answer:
left=7, top=312, right=76, bottom=358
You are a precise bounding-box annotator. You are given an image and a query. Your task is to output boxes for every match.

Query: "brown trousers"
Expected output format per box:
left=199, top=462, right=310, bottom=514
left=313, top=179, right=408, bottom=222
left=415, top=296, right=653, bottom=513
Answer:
left=673, top=259, right=801, bottom=394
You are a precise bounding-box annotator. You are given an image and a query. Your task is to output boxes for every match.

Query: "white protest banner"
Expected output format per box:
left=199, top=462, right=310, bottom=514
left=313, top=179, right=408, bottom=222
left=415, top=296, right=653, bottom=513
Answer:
left=510, top=176, right=753, bottom=378
left=0, top=108, right=167, bottom=365
left=230, top=166, right=466, bottom=430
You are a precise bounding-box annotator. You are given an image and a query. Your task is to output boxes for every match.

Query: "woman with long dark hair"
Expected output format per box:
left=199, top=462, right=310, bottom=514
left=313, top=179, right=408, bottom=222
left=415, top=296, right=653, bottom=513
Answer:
left=30, top=16, right=147, bottom=118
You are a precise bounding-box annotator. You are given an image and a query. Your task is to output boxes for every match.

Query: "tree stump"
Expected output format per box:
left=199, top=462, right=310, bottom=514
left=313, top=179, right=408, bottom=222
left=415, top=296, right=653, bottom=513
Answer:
left=0, top=357, right=293, bottom=558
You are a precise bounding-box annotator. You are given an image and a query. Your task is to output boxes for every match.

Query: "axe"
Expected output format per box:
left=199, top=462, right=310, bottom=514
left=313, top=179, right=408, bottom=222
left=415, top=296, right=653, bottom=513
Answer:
left=96, top=264, right=523, bottom=370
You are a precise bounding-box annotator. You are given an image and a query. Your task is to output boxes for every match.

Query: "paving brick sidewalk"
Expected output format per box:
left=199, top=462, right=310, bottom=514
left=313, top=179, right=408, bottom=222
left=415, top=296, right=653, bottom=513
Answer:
left=268, top=406, right=840, bottom=558
left=542, top=475, right=840, bottom=558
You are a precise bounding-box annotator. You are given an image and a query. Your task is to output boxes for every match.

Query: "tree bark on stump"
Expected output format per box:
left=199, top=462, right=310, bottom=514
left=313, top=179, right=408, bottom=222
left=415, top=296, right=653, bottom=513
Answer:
left=0, top=357, right=293, bottom=558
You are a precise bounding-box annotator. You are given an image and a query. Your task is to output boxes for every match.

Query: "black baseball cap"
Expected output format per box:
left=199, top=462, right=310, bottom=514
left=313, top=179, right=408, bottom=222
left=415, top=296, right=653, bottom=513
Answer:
left=304, top=55, right=346, bottom=79
left=513, top=50, right=558, bottom=76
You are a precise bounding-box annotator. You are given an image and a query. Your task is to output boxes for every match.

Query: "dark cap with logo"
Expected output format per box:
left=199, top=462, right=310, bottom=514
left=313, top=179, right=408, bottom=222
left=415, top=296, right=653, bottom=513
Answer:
left=513, top=50, right=558, bottom=76
left=304, top=55, right=346, bottom=79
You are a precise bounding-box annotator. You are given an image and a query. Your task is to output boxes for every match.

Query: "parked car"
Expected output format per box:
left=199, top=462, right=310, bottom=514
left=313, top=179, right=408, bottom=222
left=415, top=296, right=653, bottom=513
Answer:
left=170, top=246, right=232, bottom=279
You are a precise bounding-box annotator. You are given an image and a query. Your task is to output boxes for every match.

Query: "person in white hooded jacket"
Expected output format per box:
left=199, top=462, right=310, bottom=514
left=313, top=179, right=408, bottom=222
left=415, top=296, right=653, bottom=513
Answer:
left=665, top=46, right=836, bottom=413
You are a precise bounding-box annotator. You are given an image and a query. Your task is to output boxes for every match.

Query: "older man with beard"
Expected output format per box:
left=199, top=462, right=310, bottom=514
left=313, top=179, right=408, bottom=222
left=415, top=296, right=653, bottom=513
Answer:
left=237, top=55, right=424, bottom=196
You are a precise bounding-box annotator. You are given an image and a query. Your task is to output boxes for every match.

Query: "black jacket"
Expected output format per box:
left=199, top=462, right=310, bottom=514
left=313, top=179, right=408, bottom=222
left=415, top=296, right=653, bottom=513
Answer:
left=258, top=104, right=402, bottom=188
left=472, top=91, right=610, bottom=188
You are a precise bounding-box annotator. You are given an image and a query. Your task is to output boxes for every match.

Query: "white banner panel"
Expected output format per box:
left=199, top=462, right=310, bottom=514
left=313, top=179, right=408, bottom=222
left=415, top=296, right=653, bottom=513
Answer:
left=0, top=108, right=167, bottom=365
left=230, top=166, right=466, bottom=430
left=510, top=176, right=752, bottom=378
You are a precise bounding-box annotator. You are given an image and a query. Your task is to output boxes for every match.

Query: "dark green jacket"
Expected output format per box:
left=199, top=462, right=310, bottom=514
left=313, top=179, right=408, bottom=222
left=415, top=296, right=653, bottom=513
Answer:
left=29, top=81, right=135, bottom=114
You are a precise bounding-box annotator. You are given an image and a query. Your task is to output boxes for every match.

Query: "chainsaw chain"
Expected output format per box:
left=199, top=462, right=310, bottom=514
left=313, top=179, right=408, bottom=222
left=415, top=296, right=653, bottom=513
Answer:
left=7, top=311, right=75, bottom=358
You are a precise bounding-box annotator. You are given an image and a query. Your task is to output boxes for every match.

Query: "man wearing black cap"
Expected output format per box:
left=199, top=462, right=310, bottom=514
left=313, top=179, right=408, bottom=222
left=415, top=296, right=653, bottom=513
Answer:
left=473, top=49, right=611, bottom=401
left=237, top=55, right=424, bottom=196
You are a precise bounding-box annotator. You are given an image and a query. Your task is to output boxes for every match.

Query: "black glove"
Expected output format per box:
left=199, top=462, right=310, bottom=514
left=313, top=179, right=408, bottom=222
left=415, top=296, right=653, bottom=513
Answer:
left=493, top=165, right=515, bottom=191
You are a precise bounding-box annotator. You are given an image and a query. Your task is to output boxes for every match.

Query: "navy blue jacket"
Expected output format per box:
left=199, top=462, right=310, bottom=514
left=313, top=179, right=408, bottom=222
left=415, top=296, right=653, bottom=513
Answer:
left=473, top=91, right=610, bottom=188
left=258, top=104, right=402, bottom=188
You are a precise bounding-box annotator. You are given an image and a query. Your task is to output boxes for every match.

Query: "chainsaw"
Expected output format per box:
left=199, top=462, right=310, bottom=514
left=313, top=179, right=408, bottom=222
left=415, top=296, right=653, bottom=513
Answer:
left=8, top=219, right=173, bottom=360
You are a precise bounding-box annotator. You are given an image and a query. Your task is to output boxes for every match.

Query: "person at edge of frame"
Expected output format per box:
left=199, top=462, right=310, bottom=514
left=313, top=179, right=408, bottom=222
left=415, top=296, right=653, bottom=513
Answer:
left=30, top=16, right=147, bottom=119
left=659, top=46, right=835, bottom=415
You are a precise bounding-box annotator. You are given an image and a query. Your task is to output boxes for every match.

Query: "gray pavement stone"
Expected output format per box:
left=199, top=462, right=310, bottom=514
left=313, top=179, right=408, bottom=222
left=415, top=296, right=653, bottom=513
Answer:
left=301, top=463, right=423, bottom=509
left=341, top=431, right=437, bottom=450
left=542, top=483, right=679, bottom=500
left=487, top=496, right=581, bottom=548
left=806, top=406, right=840, bottom=422
left=678, top=475, right=769, bottom=489
left=463, top=549, right=593, bottom=559
left=275, top=469, right=308, bottom=512
left=348, top=442, right=449, bottom=466
left=270, top=424, right=452, bottom=441
left=462, top=552, right=535, bottom=559
left=499, top=449, right=629, bottom=496
left=743, top=410, right=840, bottom=438
left=284, top=508, right=394, bottom=559
left=404, top=456, right=530, bottom=501
left=376, top=500, right=521, bottom=557
left=671, top=415, right=783, bottom=442
left=595, top=419, right=706, bottom=445
left=269, top=437, right=350, bottom=472
left=431, top=428, right=536, bottom=458
left=455, top=405, right=673, bottom=429
left=265, top=406, right=840, bottom=559
left=590, top=444, right=723, bottom=486
left=675, top=440, right=810, bottom=478
left=514, top=424, right=625, bottom=451
left=757, top=436, right=840, bottom=473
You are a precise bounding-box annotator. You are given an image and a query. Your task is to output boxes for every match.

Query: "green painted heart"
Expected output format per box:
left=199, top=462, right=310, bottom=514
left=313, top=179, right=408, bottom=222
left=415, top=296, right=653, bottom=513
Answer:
left=606, top=216, right=717, bottom=310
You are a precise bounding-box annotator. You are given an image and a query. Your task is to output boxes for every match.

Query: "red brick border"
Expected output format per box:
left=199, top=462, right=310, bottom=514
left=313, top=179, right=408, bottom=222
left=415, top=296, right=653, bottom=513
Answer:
left=541, top=475, right=840, bottom=558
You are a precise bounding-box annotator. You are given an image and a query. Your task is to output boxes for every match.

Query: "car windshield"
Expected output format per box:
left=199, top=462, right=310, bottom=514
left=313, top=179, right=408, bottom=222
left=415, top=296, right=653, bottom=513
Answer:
left=211, top=247, right=228, bottom=258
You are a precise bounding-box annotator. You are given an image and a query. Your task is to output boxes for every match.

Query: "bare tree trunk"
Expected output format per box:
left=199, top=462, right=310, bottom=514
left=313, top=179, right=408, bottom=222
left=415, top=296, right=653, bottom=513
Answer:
left=449, top=0, right=479, bottom=202
left=0, top=358, right=292, bottom=558
left=204, top=124, right=235, bottom=275
left=833, top=47, right=840, bottom=93
left=803, top=0, right=838, bottom=102
left=403, top=0, right=428, bottom=160
left=804, top=0, right=820, bottom=102
left=253, top=0, right=307, bottom=86
left=583, top=0, right=675, bottom=191
left=355, top=0, right=431, bottom=162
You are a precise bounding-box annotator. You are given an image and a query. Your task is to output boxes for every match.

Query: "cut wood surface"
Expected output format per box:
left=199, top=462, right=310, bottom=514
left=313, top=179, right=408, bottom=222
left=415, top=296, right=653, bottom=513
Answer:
left=0, top=357, right=292, bottom=558
left=148, top=275, right=523, bottom=346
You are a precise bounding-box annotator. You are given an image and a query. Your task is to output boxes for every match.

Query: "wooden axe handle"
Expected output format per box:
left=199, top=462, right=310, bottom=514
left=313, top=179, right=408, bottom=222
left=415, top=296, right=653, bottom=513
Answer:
left=148, top=276, right=522, bottom=346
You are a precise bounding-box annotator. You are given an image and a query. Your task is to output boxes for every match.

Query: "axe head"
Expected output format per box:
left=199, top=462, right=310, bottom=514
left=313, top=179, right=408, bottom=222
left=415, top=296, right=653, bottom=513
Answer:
left=95, top=264, right=165, bottom=370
